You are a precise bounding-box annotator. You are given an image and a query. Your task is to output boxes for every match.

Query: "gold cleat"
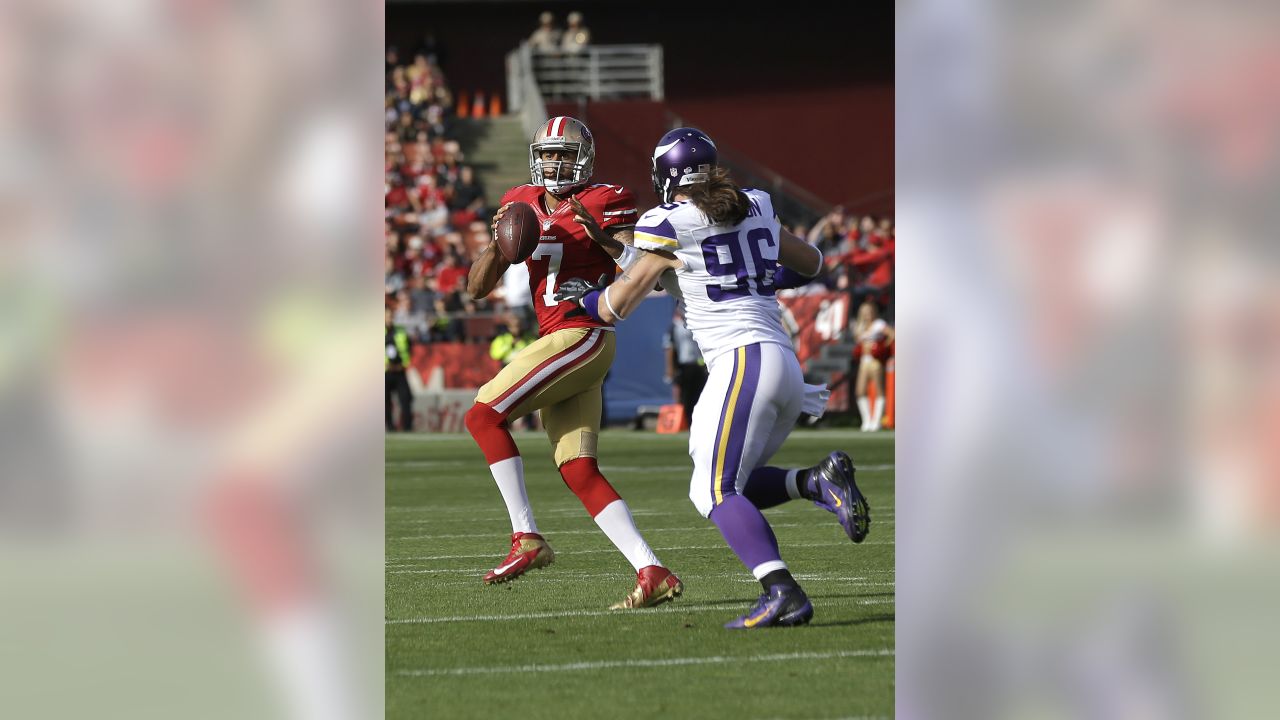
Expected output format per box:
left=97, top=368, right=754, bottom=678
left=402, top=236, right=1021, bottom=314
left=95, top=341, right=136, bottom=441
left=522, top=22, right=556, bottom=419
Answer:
left=483, top=532, right=555, bottom=585
left=610, top=565, right=683, bottom=609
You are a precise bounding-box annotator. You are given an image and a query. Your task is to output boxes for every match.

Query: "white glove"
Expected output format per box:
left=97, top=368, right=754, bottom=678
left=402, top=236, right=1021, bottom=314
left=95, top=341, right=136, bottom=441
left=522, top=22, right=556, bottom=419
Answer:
left=802, top=383, right=831, bottom=418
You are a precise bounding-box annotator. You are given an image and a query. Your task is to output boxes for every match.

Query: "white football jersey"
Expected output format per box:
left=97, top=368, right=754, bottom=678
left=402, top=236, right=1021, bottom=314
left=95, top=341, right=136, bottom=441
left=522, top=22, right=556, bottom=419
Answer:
left=633, top=189, right=792, bottom=362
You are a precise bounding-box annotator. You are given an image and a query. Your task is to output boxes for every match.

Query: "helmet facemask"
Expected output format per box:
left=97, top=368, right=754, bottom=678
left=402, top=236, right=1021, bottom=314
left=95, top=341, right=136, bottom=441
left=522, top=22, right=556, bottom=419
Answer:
left=530, top=141, right=592, bottom=195
left=652, top=161, right=711, bottom=204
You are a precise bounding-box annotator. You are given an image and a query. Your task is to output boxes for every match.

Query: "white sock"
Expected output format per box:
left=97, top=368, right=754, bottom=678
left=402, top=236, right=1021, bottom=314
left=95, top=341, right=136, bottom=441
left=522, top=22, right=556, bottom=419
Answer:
left=261, top=604, right=355, bottom=720
left=490, top=456, right=538, bottom=534
left=751, top=560, right=789, bottom=580
left=857, top=397, right=871, bottom=430
left=871, top=396, right=885, bottom=430
left=593, top=499, right=660, bottom=571
left=785, top=469, right=804, bottom=500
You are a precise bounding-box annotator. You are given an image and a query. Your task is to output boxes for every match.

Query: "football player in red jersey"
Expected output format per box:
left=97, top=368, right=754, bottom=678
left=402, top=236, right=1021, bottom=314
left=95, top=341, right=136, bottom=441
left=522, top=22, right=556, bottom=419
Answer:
left=461, top=116, right=681, bottom=609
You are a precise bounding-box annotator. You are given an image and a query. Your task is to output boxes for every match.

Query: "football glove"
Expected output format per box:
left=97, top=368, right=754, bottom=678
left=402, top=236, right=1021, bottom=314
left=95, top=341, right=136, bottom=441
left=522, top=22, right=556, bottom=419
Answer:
left=554, top=273, right=609, bottom=320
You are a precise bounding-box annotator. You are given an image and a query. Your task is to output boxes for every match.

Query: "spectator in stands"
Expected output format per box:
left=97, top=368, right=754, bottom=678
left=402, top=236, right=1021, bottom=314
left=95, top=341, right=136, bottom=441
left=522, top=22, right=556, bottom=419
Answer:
left=417, top=180, right=450, bottom=235
left=423, top=234, right=446, bottom=274
left=423, top=102, right=446, bottom=139
left=436, top=146, right=463, bottom=189
left=852, top=300, right=894, bottom=432
left=385, top=253, right=406, bottom=296
left=392, top=289, right=416, bottom=329
left=448, top=165, right=488, bottom=226
left=663, top=306, right=707, bottom=428
left=529, top=11, right=561, bottom=53
left=392, top=212, right=421, bottom=244
left=408, top=274, right=437, bottom=316
left=807, top=206, right=849, bottom=255
left=861, top=215, right=878, bottom=236
left=386, top=306, right=414, bottom=432
left=385, top=170, right=410, bottom=211
left=849, top=217, right=894, bottom=316
left=440, top=230, right=466, bottom=258
left=395, top=111, right=418, bottom=143
left=561, top=12, right=591, bottom=53
left=434, top=250, right=469, bottom=305
left=401, top=152, right=430, bottom=187
left=402, top=236, right=428, bottom=277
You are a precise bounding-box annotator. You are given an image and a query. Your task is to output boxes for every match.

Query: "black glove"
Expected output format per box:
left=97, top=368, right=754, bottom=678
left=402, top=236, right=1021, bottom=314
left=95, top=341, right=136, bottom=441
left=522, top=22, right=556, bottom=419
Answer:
left=554, top=274, right=609, bottom=318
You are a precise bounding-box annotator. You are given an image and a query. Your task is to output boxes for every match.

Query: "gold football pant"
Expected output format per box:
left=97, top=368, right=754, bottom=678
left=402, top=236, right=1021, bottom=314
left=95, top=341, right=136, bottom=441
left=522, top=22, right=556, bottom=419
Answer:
left=475, top=327, right=614, bottom=466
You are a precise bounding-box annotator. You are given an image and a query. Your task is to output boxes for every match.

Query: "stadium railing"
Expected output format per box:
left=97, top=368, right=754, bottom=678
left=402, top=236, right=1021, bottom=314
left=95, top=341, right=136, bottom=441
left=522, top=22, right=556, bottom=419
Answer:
left=509, top=42, right=663, bottom=108
left=506, top=43, right=549, bottom=138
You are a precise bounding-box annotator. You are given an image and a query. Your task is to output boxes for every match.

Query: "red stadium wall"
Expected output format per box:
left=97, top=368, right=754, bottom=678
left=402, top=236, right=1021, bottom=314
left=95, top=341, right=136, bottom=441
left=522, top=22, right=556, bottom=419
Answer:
left=667, top=88, right=894, bottom=216
left=548, top=88, right=894, bottom=217
left=411, top=343, right=500, bottom=390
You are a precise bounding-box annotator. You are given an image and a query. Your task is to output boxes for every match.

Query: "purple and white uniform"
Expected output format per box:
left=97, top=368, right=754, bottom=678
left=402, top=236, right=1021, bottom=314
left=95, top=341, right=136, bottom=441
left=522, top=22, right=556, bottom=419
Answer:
left=634, top=189, right=809, bottom=518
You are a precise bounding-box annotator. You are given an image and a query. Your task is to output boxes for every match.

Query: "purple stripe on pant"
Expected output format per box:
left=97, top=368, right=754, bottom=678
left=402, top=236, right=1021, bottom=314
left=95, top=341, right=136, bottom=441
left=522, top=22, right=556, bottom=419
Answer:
left=715, top=343, right=761, bottom=504
left=705, top=344, right=782, bottom=573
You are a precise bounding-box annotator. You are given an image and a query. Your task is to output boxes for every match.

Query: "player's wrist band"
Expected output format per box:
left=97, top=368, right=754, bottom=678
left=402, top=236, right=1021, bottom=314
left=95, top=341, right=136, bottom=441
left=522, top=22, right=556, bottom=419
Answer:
left=616, top=244, right=640, bottom=271
left=774, top=266, right=817, bottom=290
left=602, top=285, right=626, bottom=320
left=579, top=290, right=604, bottom=323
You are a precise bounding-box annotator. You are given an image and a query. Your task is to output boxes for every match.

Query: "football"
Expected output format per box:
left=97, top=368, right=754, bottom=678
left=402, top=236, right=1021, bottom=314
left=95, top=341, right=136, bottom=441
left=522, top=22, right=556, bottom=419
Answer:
left=495, top=201, right=540, bottom=263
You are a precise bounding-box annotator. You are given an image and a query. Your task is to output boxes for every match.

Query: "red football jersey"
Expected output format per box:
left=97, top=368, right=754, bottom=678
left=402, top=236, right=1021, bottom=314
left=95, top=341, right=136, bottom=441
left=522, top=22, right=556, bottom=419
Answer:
left=499, top=183, right=638, bottom=335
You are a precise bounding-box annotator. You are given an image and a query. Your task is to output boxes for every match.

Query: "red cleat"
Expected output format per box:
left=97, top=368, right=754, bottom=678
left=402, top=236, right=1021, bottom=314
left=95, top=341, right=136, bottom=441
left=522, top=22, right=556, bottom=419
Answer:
left=610, top=565, right=684, bottom=609
left=482, top=532, right=555, bottom=585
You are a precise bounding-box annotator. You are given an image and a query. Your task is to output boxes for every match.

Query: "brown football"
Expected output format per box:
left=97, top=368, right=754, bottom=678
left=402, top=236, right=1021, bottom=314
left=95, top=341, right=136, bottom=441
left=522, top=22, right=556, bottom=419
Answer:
left=495, top=201, right=541, bottom=263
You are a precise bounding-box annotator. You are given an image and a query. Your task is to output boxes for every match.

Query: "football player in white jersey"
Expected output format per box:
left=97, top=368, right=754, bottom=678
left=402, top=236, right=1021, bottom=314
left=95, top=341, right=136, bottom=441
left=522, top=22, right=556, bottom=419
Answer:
left=555, top=128, right=872, bottom=628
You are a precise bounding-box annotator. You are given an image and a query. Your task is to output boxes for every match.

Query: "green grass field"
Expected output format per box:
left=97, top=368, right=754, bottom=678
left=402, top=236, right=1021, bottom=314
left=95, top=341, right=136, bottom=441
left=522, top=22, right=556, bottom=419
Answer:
left=386, top=429, right=894, bottom=719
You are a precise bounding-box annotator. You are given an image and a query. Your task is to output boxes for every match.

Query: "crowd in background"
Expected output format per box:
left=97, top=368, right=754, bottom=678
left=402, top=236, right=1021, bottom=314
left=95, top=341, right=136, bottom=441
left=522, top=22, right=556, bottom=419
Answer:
left=384, top=43, right=895, bottom=348
left=385, top=45, right=500, bottom=342
left=794, top=206, right=896, bottom=322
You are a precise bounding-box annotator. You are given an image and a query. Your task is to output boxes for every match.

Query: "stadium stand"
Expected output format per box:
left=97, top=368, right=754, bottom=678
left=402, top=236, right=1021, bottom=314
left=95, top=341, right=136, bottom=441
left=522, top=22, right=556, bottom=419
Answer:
left=385, top=37, right=893, bottom=428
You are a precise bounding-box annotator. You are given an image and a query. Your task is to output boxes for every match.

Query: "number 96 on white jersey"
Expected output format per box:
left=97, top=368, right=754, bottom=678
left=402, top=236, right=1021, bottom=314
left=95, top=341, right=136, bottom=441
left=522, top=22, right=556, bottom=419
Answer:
left=633, top=189, right=793, bottom=363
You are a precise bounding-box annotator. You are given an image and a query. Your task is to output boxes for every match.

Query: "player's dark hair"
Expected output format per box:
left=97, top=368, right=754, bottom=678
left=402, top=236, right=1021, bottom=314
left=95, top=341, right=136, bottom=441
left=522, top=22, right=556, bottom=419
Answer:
left=684, top=167, right=751, bottom=226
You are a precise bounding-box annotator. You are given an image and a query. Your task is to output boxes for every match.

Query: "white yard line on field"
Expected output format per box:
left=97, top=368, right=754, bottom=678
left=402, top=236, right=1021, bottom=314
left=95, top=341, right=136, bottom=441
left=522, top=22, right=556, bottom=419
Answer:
left=388, top=603, right=893, bottom=626
left=393, top=649, right=895, bottom=677
left=413, top=574, right=895, bottom=590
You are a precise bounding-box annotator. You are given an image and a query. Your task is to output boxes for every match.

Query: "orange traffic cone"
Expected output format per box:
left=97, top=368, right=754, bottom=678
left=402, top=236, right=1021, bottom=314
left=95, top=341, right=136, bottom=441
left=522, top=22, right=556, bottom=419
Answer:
left=488, top=93, right=503, bottom=117
left=471, top=92, right=486, bottom=118
left=883, top=359, right=895, bottom=429
left=456, top=91, right=469, bottom=117
left=656, top=404, right=688, bottom=433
